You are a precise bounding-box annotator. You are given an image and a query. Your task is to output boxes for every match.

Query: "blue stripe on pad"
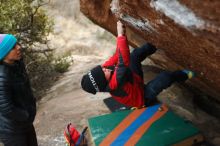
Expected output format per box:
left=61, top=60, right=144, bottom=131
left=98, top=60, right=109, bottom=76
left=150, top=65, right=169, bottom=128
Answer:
left=110, top=104, right=160, bottom=146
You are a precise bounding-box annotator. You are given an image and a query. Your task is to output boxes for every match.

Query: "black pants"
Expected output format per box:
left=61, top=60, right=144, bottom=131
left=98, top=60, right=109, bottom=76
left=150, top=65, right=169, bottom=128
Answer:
left=0, top=125, right=38, bottom=146
left=129, top=43, right=188, bottom=106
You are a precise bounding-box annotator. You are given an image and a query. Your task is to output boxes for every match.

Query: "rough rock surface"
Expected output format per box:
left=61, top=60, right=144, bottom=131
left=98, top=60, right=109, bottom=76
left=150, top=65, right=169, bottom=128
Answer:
left=80, top=0, right=220, bottom=100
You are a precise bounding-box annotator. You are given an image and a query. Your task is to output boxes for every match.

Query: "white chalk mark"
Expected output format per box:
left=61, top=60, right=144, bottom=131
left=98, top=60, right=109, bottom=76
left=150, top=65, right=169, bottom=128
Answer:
left=110, top=0, right=119, bottom=13
left=150, top=0, right=205, bottom=29
left=121, top=14, right=157, bottom=33
left=110, top=0, right=156, bottom=33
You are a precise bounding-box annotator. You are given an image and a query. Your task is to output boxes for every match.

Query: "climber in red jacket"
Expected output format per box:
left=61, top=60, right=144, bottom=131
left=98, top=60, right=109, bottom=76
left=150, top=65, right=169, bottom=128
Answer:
left=81, top=21, right=194, bottom=108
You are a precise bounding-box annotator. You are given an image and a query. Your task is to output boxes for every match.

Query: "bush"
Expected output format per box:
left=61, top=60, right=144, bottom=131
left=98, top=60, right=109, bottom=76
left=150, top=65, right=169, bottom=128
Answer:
left=0, top=0, right=53, bottom=47
left=54, top=52, right=73, bottom=73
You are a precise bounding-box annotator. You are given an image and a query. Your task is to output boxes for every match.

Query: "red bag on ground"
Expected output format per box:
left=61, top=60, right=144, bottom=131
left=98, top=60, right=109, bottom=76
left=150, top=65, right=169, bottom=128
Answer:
left=64, top=123, right=88, bottom=146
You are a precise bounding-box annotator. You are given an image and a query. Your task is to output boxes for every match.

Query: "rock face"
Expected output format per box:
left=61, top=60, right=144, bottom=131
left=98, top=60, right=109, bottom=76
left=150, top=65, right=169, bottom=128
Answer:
left=80, top=0, right=220, bottom=100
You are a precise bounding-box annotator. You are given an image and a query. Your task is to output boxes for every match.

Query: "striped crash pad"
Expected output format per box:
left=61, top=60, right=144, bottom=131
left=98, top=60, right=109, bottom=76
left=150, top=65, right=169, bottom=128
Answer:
left=88, top=104, right=204, bottom=146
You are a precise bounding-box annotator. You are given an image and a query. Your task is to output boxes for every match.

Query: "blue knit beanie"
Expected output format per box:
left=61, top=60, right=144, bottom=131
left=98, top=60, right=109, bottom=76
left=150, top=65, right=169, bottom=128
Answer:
left=0, top=34, right=17, bottom=60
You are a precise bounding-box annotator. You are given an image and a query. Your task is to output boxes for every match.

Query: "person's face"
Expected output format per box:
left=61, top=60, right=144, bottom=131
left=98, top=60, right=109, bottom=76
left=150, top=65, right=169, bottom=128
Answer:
left=102, top=67, right=113, bottom=81
left=4, top=43, right=22, bottom=64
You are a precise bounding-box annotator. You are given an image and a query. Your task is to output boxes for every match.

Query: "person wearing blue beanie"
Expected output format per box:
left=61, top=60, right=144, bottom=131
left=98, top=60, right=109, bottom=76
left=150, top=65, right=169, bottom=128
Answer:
left=0, top=34, right=38, bottom=146
left=0, top=34, right=17, bottom=60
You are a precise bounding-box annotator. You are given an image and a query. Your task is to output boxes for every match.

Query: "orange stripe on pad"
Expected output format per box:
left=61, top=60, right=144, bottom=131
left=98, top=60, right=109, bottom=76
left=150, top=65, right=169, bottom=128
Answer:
left=124, top=104, right=169, bottom=146
left=99, top=108, right=146, bottom=146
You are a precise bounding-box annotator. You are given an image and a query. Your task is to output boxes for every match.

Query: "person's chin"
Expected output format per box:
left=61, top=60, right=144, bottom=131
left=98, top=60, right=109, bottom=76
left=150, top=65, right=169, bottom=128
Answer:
left=17, top=56, right=22, bottom=60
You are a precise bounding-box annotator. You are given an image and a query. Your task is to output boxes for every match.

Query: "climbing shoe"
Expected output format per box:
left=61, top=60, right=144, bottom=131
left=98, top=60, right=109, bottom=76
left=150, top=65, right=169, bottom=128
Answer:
left=182, top=70, right=195, bottom=79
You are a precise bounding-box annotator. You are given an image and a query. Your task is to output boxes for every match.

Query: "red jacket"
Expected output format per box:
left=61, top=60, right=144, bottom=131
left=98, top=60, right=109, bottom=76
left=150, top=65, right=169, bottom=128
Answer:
left=102, top=36, right=144, bottom=107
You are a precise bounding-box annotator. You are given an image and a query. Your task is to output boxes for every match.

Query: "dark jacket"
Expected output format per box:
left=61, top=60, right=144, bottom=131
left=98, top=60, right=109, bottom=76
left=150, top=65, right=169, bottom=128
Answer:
left=102, top=36, right=144, bottom=107
left=0, top=60, right=36, bottom=134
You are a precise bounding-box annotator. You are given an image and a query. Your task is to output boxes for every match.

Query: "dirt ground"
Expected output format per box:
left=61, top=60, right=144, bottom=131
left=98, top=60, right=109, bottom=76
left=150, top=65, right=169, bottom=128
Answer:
left=34, top=1, right=220, bottom=146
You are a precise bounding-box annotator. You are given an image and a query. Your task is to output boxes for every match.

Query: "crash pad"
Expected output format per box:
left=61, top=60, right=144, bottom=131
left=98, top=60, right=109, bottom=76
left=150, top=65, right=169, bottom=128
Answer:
left=88, top=104, right=204, bottom=146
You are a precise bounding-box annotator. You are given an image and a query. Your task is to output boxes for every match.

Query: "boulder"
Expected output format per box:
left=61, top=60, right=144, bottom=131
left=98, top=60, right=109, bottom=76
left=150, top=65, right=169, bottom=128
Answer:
left=80, top=0, right=220, bottom=101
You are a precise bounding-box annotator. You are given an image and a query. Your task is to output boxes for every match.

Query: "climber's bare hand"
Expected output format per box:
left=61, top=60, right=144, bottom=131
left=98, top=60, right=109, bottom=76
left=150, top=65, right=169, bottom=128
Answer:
left=117, top=21, right=125, bottom=36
